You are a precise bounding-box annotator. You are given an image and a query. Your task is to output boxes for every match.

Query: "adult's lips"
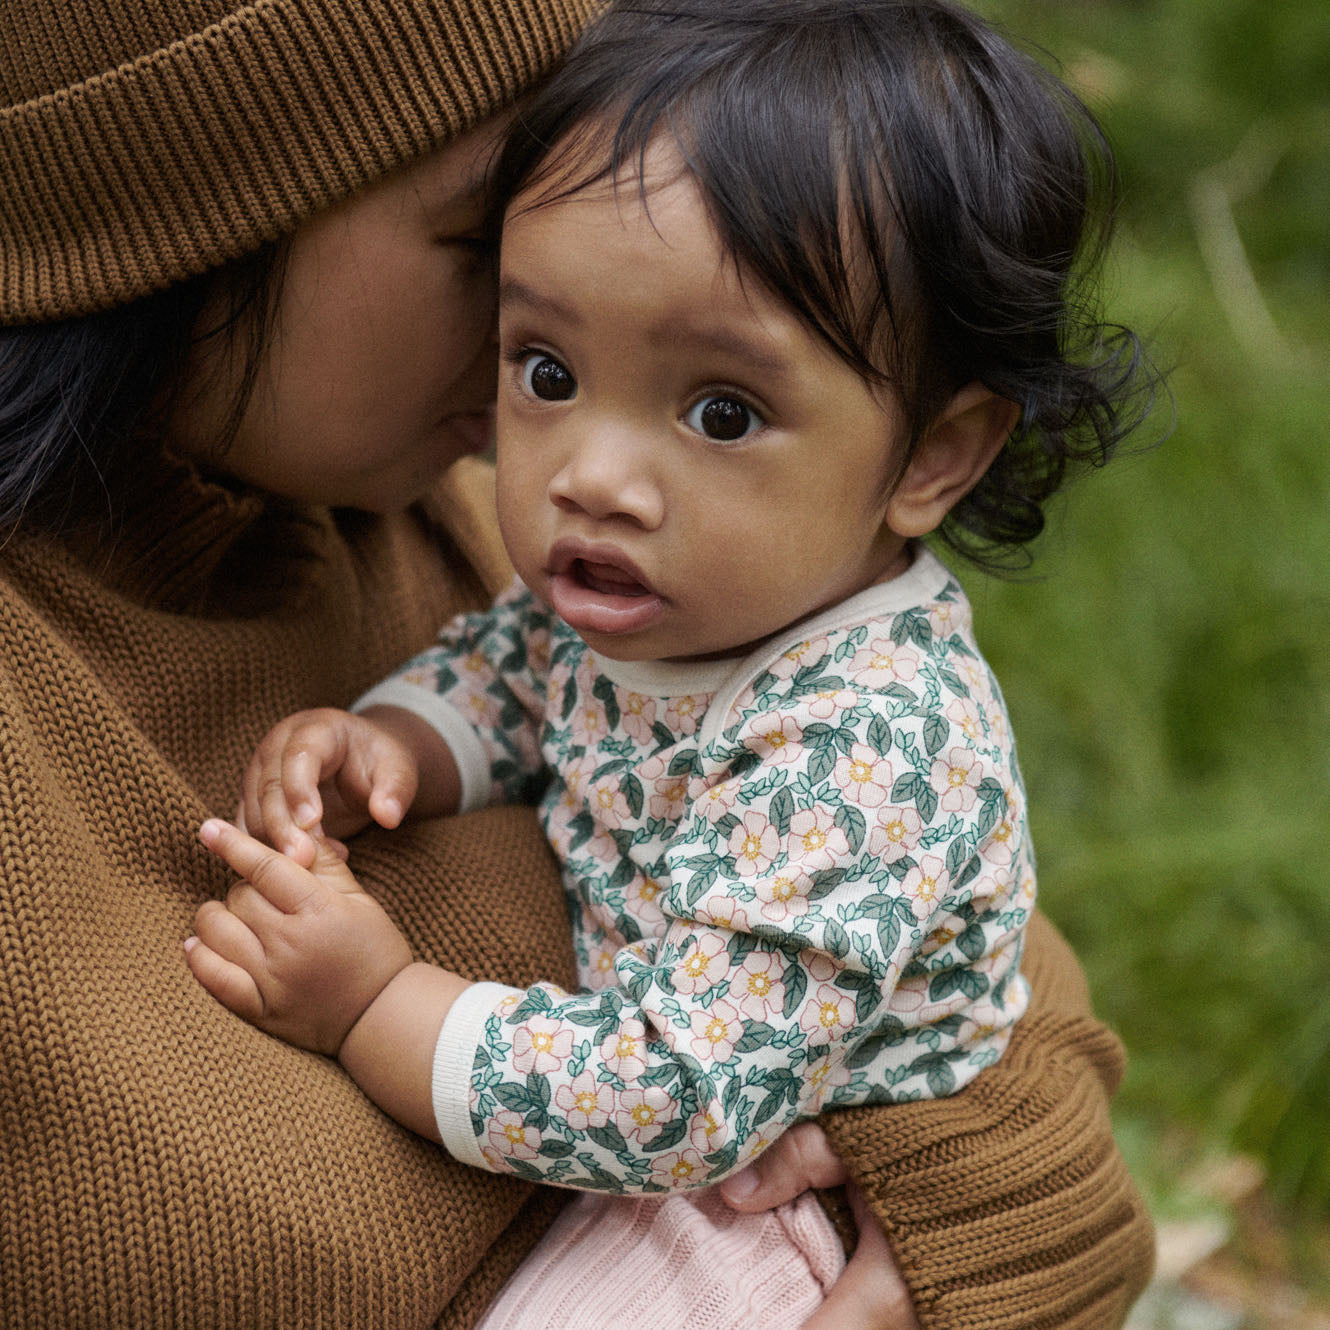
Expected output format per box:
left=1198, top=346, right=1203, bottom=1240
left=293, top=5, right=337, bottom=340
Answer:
left=440, top=406, right=494, bottom=457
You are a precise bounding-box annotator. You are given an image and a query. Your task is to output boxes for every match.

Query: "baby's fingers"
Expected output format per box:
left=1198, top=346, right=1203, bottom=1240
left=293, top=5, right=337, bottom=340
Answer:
left=200, top=819, right=320, bottom=914
left=184, top=932, right=265, bottom=1023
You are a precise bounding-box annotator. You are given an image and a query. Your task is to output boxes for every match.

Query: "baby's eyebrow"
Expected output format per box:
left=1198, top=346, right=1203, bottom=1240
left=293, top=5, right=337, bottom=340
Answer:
left=498, top=278, right=581, bottom=325
left=657, top=322, right=790, bottom=376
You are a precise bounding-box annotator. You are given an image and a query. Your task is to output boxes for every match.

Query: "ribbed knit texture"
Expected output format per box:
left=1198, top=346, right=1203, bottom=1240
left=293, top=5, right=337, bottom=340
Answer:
left=821, top=912, right=1157, bottom=1330
left=474, top=1190, right=846, bottom=1329
left=0, top=0, right=603, bottom=322
left=0, top=457, right=1154, bottom=1326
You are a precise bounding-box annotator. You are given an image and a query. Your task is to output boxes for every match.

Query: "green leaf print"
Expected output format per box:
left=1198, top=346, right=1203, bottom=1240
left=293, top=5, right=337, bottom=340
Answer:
left=867, top=714, right=892, bottom=752
left=922, top=713, right=949, bottom=756
left=588, top=1123, right=630, bottom=1155
left=734, top=1022, right=776, bottom=1053
left=956, top=923, right=987, bottom=961
left=782, top=963, right=808, bottom=1019
left=891, top=771, right=938, bottom=824
left=834, top=805, right=866, bottom=856
left=592, top=675, right=621, bottom=729
left=644, top=1118, right=689, bottom=1153
left=769, top=786, right=795, bottom=837
left=622, top=772, right=644, bottom=820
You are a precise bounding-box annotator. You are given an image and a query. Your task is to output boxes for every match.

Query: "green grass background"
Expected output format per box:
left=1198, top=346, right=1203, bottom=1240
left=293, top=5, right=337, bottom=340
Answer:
left=956, top=0, right=1330, bottom=1261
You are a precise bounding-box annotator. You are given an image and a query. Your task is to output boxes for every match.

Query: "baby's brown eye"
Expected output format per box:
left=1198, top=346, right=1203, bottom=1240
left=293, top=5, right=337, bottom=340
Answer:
left=686, top=394, right=762, bottom=442
left=522, top=353, right=577, bottom=401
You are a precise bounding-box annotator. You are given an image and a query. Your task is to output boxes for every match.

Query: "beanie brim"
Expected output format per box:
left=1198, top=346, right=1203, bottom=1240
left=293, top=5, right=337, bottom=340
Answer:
left=0, top=0, right=602, bottom=323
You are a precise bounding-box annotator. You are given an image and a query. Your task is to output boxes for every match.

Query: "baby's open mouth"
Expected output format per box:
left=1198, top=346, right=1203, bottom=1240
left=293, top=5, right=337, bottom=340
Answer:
left=546, top=546, right=666, bottom=638
left=574, top=559, right=651, bottom=597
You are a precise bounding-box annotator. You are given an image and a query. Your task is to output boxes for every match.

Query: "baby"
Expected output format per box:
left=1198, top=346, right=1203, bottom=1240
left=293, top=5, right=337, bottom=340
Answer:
left=188, top=0, right=1149, bottom=1322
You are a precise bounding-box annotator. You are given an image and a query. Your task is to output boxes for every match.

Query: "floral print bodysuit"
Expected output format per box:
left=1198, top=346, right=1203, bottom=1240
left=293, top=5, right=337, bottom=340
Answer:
left=356, top=548, right=1034, bottom=1193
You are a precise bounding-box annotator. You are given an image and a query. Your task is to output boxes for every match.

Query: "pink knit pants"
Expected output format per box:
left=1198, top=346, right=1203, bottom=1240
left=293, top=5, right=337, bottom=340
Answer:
left=476, top=1187, right=846, bottom=1329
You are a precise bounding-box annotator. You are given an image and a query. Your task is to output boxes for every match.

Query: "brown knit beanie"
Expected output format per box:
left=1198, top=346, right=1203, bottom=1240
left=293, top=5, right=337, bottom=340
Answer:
left=0, top=0, right=602, bottom=324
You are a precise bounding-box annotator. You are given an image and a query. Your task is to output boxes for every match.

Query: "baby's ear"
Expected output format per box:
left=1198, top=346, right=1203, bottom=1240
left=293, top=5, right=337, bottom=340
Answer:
left=886, top=383, right=1019, bottom=539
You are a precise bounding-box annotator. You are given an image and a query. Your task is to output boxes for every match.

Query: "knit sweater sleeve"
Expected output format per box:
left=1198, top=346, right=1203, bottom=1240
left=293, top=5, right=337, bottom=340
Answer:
left=819, top=910, right=1155, bottom=1330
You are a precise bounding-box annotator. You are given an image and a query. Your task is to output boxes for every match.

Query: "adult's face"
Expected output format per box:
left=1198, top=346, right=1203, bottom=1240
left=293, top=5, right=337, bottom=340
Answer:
left=172, top=121, right=505, bottom=511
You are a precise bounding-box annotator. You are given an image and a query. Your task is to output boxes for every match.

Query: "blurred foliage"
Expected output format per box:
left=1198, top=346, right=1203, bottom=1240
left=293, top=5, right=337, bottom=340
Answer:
left=958, top=0, right=1330, bottom=1235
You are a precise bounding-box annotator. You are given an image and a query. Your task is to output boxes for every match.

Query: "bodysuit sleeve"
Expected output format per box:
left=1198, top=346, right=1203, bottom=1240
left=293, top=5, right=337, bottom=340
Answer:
left=353, top=581, right=554, bottom=812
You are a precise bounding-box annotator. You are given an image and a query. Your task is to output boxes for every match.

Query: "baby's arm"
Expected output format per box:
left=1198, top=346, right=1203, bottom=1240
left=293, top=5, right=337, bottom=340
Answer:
left=187, top=818, right=469, bottom=1140
left=239, top=706, right=463, bottom=864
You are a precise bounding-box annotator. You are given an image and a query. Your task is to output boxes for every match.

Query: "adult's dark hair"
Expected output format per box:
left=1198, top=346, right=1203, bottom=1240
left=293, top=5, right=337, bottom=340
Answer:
left=492, top=0, right=1158, bottom=569
left=0, top=244, right=286, bottom=536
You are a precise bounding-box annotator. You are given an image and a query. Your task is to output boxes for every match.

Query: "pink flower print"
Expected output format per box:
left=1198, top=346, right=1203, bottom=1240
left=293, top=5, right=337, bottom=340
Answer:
left=833, top=743, right=893, bottom=808
left=615, top=1085, right=676, bottom=1146
left=928, top=599, right=962, bottom=640
left=785, top=808, right=849, bottom=872
left=585, top=943, right=619, bottom=989
left=945, top=697, right=984, bottom=745
left=806, top=686, right=858, bottom=720
left=1018, top=869, right=1036, bottom=908
left=693, top=893, right=753, bottom=932
left=850, top=637, right=920, bottom=688
left=512, top=1017, right=574, bottom=1075
left=987, top=816, right=1015, bottom=866
left=747, top=713, right=804, bottom=765
left=626, top=874, right=668, bottom=933
left=754, top=869, right=811, bottom=923
left=665, top=694, right=704, bottom=736
left=649, top=772, right=689, bottom=823
left=798, top=984, right=856, bottom=1047
left=693, top=775, right=741, bottom=818
left=621, top=692, right=658, bottom=746
left=803, top=1052, right=852, bottom=1111
left=867, top=806, right=923, bottom=863
left=398, top=661, right=438, bottom=689
left=729, top=810, right=780, bottom=878
left=800, top=948, right=840, bottom=984
left=982, top=698, right=1008, bottom=747
left=689, top=1105, right=728, bottom=1155
left=569, top=696, right=611, bottom=748
left=545, top=660, right=573, bottom=708
left=459, top=686, right=502, bottom=731
left=554, top=1073, right=614, bottom=1131
left=600, top=1020, right=649, bottom=1082
left=688, top=998, right=744, bottom=1062
left=733, top=952, right=786, bottom=1020
left=460, top=648, right=495, bottom=685
left=560, top=753, right=597, bottom=801
left=900, top=854, right=949, bottom=921
left=930, top=746, right=983, bottom=813
left=768, top=635, right=830, bottom=680
left=486, top=1109, right=541, bottom=1161
left=674, top=933, right=729, bottom=995
left=587, top=774, right=632, bottom=830
left=650, top=1148, right=707, bottom=1190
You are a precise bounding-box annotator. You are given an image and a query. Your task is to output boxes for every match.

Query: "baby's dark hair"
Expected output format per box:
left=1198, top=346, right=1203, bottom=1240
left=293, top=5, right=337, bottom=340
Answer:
left=491, top=0, right=1156, bottom=570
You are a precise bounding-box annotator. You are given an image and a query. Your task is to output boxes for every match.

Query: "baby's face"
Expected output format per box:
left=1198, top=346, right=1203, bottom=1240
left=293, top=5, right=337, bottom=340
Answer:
left=495, top=138, right=911, bottom=663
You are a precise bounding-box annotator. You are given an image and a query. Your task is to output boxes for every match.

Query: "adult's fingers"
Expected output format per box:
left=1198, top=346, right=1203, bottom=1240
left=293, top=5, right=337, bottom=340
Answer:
left=718, top=1122, right=848, bottom=1211
left=800, top=1183, right=920, bottom=1330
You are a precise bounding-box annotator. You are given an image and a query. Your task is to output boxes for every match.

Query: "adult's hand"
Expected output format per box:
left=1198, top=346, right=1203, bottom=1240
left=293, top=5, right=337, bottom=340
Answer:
left=718, top=1123, right=922, bottom=1330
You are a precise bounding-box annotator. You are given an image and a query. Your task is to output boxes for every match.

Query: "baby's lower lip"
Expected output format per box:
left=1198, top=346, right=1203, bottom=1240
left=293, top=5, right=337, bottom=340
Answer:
left=548, top=564, right=665, bottom=636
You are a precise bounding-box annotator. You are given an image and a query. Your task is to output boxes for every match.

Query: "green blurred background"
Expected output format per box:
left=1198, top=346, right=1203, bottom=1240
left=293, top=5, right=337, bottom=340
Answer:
left=960, top=0, right=1330, bottom=1306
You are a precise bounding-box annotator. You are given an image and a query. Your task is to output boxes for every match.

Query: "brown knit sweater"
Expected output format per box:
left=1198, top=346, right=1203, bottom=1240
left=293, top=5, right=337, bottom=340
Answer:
left=0, top=455, right=1152, bottom=1328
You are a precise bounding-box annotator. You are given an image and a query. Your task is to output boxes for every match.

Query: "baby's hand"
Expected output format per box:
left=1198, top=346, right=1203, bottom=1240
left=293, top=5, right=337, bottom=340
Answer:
left=187, top=819, right=413, bottom=1055
left=240, top=707, right=421, bottom=864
